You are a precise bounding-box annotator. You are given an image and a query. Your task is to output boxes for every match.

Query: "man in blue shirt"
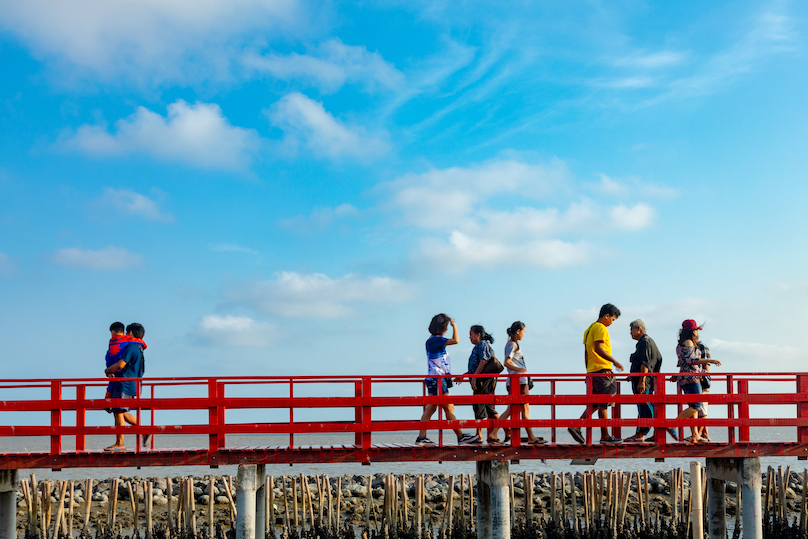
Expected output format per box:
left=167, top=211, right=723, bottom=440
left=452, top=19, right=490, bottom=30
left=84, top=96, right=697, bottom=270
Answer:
left=104, top=323, right=147, bottom=451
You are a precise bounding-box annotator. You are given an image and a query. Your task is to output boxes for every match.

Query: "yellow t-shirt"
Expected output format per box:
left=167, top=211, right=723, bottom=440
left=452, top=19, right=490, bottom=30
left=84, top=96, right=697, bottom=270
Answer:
left=583, top=321, right=612, bottom=373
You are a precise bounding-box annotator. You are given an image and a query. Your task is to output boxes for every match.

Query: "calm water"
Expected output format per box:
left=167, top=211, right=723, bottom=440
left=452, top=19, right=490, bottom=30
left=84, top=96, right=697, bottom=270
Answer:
left=4, top=426, right=804, bottom=482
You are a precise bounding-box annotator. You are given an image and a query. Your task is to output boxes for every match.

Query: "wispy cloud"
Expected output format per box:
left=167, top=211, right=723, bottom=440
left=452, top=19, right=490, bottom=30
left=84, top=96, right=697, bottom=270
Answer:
left=191, top=315, right=277, bottom=347
left=62, top=100, right=261, bottom=170
left=0, top=0, right=306, bottom=85
left=268, top=93, right=389, bottom=160
left=52, top=246, right=143, bottom=270
left=243, top=39, right=404, bottom=93
left=589, top=174, right=679, bottom=199
left=224, top=271, right=414, bottom=318
left=211, top=244, right=259, bottom=255
left=279, top=203, right=359, bottom=232
left=94, top=188, right=173, bottom=222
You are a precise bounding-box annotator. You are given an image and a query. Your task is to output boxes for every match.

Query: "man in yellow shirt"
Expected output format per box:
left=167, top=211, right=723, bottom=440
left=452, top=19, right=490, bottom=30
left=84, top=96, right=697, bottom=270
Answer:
left=569, top=304, right=624, bottom=444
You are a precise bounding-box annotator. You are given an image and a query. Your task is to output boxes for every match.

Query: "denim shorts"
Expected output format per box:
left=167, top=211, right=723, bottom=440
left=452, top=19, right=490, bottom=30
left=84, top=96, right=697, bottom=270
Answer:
left=425, top=378, right=451, bottom=396
left=110, top=391, right=134, bottom=413
left=680, top=382, right=703, bottom=412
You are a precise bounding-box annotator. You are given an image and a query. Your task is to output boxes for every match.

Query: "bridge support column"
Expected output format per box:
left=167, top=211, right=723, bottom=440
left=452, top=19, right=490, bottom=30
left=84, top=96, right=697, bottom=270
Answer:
left=706, top=457, right=762, bottom=539
left=476, top=460, right=510, bottom=539
left=0, top=469, right=18, bottom=539
left=236, top=464, right=266, bottom=539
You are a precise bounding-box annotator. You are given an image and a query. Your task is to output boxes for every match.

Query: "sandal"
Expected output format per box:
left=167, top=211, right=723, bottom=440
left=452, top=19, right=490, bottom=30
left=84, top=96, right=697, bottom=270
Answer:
left=503, top=435, right=511, bottom=444
left=623, top=436, right=645, bottom=443
left=487, top=437, right=504, bottom=445
left=527, top=438, right=548, bottom=445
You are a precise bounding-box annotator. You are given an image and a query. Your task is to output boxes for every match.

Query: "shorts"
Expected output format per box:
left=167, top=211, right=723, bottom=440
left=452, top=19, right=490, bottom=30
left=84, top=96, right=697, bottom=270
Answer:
left=473, top=377, right=497, bottom=419
left=425, top=378, right=451, bottom=396
left=680, top=382, right=703, bottom=412
left=590, top=369, right=616, bottom=409
left=110, top=391, right=134, bottom=413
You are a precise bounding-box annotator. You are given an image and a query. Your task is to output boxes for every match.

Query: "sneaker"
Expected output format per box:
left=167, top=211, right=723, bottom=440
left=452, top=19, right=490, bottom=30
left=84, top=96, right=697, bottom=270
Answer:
left=599, top=436, right=622, bottom=444
left=143, top=434, right=152, bottom=448
left=415, top=436, right=434, bottom=445
left=568, top=427, right=585, bottom=444
left=666, top=428, right=679, bottom=441
left=458, top=433, right=481, bottom=444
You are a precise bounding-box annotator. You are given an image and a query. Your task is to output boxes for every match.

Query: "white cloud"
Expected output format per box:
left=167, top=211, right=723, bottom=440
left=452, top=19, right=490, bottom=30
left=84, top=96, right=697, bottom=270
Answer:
left=192, top=315, right=276, bottom=347
left=211, top=244, right=259, bottom=255
left=63, top=100, right=261, bottom=170
left=590, top=174, right=678, bottom=199
left=378, top=159, right=659, bottom=271
left=279, top=203, right=359, bottom=232
left=52, top=246, right=143, bottom=270
left=0, top=0, right=304, bottom=85
left=708, top=338, right=804, bottom=366
left=243, top=39, right=404, bottom=93
left=268, top=93, right=389, bottom=160
left=225, top=271, right=414, bottom=318
left=95, top=188, right=173, bottom=222
left=380, top=158, right=570, bottom=230
left=418, top=234, right=591, bottom=271
left=0, top=253, right=14, bottom=275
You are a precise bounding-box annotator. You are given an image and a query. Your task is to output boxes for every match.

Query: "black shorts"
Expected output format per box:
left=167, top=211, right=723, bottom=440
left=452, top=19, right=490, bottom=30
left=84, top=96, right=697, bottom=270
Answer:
left=590, top=369, right=616, bottom=409
left=473, top=377, right=497, bottom=419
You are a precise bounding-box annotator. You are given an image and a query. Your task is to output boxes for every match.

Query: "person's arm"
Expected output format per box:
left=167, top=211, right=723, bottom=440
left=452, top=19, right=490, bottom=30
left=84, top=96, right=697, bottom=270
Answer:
left=445, top=320, right=459, bottom=346
left=693, top=358, right=721, bottom=367
left=503, top=357, right=524, bottom=372
left=105, top=359, right=126, bottom=377
left=636, top=364, right=650, bottom=392
left=594, top=341, right=623, bottom=372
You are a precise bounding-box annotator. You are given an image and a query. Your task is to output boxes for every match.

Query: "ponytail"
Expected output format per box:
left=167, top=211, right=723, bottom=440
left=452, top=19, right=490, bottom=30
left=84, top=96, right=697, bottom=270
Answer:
left=506, top=321, right=525, bottom=339
left=470, top=325, right=494, bottom=344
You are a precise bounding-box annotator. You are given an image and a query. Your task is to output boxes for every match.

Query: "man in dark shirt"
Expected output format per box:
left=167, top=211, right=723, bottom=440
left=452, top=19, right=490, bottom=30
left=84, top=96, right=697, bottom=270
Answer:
left=624, top=319, right=663, bottom=442
left=104, top=323, right=146, bottom=450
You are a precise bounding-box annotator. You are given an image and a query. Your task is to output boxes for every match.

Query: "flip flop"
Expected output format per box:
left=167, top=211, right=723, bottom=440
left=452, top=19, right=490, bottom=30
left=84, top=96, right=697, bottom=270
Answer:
left=487, top=437, right=504, bottom=445
left=527, top=438, right=548, bottom=445
left=104, top=446, right=126, bottom=452
left=568, top=427, right=585, bottom=444
left=623, top=436, right=645, bottom=443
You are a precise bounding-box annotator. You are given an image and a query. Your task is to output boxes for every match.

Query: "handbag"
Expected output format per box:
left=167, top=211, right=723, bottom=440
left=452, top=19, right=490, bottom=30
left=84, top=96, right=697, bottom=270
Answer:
left=482, top=352, right=505, bottom=374
left=527, top=377, right=534, bottom=390
left=700, top=375, right=711, bottom=390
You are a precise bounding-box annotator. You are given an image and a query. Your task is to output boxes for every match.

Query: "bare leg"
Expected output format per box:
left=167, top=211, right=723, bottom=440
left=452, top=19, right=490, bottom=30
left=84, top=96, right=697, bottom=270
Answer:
left=111, top=412, right=126, bottom=448
left=676, top=407, right=700, bottom=441
left=597, top=407, right=611, bottom=440
left=418, top=404, right=438, bottom=437
left=442, top=404, right=465, bottom=437
left=491, top=406, right=511, bottom=439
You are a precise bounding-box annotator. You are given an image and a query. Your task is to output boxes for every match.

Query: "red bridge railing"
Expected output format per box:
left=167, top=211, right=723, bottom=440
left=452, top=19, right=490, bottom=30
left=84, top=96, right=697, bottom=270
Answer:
left=1, top=372, right=808, bottom=468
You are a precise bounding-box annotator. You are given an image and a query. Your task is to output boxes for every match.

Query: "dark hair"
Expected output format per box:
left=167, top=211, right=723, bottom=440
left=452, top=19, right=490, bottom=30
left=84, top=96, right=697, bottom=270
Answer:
left=599, top=304, right=621, bottom=319
left=429, top=314, right=451, bottom=336
left=126, top=323, right=145, bottom=339
left=678, top=328, right=697, bottom=346
left=470, top=325, right=494, bottom=344
left=109, top=321, right=125, bottom=333
left=506, top=321, right=525, bottom=339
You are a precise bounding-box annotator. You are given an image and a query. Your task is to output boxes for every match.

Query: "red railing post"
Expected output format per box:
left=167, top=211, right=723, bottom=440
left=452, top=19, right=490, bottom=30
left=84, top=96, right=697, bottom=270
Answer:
left=797, top=375, right=808, bottom=444
left=208, top=379, right=225, bottom=453
left=75, top=384, right=86, bottom=452
left=585, top=374, right=592, bottom=445
left=550, top=380, right=556, bottom=443
left=51, top=381, right=62, bottom=455
left=738, top=379, right=750, bottom=442
left=510, top=375, right=521, bottom=447
left=359, top=377, right=372, bottom=450
left=655, top=373, right=667, bottom=447
left=726, top=375, right=736, bottom=444
left=613, top=380, right=622, bottom=440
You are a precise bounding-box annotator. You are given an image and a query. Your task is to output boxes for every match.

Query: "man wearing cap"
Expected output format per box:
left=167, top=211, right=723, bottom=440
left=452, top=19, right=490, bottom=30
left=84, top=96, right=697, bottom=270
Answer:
left=569, top=303, right=624, bottom=445
left=623, top=319, right=664, bottom=443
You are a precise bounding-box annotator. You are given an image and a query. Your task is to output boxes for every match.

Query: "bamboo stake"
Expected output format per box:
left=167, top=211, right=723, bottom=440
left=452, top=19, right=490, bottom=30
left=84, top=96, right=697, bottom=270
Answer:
left=281, top=475, right=289, bottom=529
left=582, top=473, right=589, bottom=529
left=458, top=474, right=465, bottom=528
left=643, top=470, right=650, bottom=527
left=561, top=472, right=567, bottom=523
left=293, top=475, right=300, bottom=529
left=54, top=480, right=67, bottom=539
left=415, top=475, right=422, bottom=535
left=528, top=472, right=535, bottom=522
left=671, top=469, right=678, bottom=524
left=147, top=481, right=153, bottom=536
left=166, top=476, right=173, bottom=530
left=620, top=472, right=631, bottom=526
left=298, top=473, right=306, bottom=527
left=337, top=477, right=343, bottom=530
left=228, top=476, right=238, bottom=523
left=783, top=466, right=791, bottom=520
left=364, top=475, right=372, bottom=531
left=305, top=474, right=315, bottom=528
left=469, top=474, right=474, bottom=532
left=31, top=475, right=40, bottom=536
left=127, top=481, right=137, bottom=531
left=596, top=471, right=604, bottom=523
left=447, top=475, right=455, bottom=532
left=67, top=480, right=75, bottom=538
left=398, top=476, right=405, bottom=528
left=110, top=478, right=119, bottom=528
left=317, top=474, right=324, bottom=525
left=326, top=475, right=333, bottom=529
left=43, top=480, right=52, bottom=538
left=571, top=473, right=578, bottom=531
left=190, top=478, right=197, bottom=537
left=268, top=475, right=275, bottom=534
left=21, top=479, right=31, bottom=528
left=83, top=479, right=93, bottom=531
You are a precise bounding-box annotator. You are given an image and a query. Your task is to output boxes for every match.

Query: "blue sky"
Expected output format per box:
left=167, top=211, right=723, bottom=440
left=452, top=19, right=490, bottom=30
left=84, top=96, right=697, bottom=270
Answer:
left=1, top=1, right=807, bottom=384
